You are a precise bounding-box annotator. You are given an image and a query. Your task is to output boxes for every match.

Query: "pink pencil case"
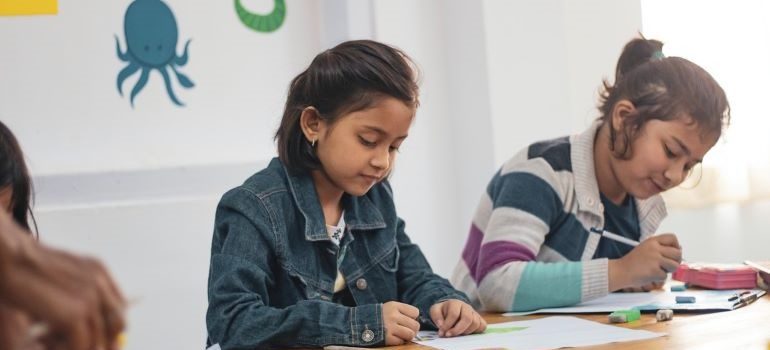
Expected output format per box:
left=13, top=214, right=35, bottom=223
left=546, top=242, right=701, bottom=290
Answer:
left=673, top=262, right=758, bottom=289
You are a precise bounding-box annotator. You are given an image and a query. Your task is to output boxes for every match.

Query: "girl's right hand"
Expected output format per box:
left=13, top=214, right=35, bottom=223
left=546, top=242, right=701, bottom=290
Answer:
left=609, top=233, right=682, bottom=291
left=382, top=301, right=420, bottom=346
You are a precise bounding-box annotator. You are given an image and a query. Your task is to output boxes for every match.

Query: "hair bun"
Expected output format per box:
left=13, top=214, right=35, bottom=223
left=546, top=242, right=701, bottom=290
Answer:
left=615, top=38, right=664, bottom=81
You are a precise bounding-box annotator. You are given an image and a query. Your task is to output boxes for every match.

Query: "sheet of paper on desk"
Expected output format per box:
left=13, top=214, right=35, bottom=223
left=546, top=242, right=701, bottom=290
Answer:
left=414, top=316, right=664, bottom=350
left=503, top=289, right=766, bottom=316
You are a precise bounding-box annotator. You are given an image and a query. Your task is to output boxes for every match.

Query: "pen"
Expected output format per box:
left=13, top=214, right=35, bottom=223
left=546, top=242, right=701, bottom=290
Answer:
left=728, top=290, right=751, bottom=302
left=590, top=227, right=639, bottom=247
left=734, top=293, right=759, bottom=308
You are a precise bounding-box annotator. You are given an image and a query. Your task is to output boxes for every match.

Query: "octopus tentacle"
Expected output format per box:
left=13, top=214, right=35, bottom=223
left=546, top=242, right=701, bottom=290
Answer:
left=130, top=69, right=150, bottom=108
left=117, top=62, right=140, bottom=96
left=115, top=35, right=130, bottom=61
left=173, top=39, right=192, bottom=66
left=160, top=66, right=184, bottom=106
left=170, top=65, right=194, bottom=88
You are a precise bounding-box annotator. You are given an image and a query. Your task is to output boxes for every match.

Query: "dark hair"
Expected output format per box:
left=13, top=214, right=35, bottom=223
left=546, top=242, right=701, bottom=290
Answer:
left=598, top=37, right=731, bottom=158
left=0, top=120, right=37, bottom=234
left=275, top=40, right=420, bottom=174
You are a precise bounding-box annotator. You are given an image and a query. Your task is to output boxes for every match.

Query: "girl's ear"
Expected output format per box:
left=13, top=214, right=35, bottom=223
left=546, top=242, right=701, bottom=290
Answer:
left=611, top=99, right=636, bottom=132
left=299, top=107, right=323, bottom=144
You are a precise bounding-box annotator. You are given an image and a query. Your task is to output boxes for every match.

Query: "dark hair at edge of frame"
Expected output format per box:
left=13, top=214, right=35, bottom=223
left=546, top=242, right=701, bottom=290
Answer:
left=597, top=36, right=731, bottom=159
left=0, top=120, right=38, bottom=236
left=274, top=39, right=420, bottom=174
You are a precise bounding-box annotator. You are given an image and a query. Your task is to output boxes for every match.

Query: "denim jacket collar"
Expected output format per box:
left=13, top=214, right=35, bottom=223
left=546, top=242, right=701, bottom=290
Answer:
left=277, top=158, right=387, bottom=242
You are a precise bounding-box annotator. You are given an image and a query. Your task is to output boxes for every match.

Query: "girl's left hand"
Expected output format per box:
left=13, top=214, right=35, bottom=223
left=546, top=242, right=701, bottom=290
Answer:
left=429, top=299, right=487, bottom=337
left=758, top=271, right=770, bottom=290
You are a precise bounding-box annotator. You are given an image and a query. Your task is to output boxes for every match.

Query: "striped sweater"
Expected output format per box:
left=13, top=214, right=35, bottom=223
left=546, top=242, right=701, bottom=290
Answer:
left=451, top=121, right=667, bottom=312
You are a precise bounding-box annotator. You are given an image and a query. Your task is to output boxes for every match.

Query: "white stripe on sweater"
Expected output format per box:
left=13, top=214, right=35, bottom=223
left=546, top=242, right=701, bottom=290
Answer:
left=477, top=261, right=527, bottom=311
left=483, top=206, right=549, bottom=256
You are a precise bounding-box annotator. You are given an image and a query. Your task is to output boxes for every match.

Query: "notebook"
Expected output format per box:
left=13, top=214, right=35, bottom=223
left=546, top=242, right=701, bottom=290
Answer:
left=673, top=262, right=757, bottom=289
left=503, top=289, right=766, bottom=316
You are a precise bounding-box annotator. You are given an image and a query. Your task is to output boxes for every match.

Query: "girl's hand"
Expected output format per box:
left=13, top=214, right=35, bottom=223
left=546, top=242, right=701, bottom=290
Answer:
left=620, top=280, right=665, bottom=292
left=429, top=299, right=486, bottom=337
left=609, top=233, right=682, bottom=291
left=382, top=301, right=420, bottom=345
left=0, top=302, right=41, bottom=350
left=758, top=271, right=770, bottom=290
left=0, top=211, right=127, bottom=350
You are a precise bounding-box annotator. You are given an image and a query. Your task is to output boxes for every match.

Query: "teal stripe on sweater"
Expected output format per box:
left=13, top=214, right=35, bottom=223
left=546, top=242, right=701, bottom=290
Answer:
left=511, top=261, right=582, bottom=311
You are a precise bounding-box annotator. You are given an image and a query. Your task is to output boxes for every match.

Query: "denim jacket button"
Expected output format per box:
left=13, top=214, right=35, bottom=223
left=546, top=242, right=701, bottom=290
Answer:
left=356, top=278, right=368, bottom=290
left=362, top=329, right=375, bottom=342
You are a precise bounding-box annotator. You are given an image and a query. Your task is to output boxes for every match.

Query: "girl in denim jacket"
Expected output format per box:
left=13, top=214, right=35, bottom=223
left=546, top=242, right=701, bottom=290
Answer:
left=206, top=40, right=485, bottom=349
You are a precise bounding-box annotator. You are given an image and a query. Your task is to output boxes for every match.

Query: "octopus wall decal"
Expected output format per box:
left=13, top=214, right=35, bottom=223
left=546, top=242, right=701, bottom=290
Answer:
left=115, top=0, right=194, bottom=107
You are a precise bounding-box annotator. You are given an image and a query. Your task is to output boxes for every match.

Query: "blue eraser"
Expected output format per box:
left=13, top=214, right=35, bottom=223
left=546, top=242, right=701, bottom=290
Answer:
left=670, top=284, right=687, bottom=292
left=676, top=296, right=696, bottom=303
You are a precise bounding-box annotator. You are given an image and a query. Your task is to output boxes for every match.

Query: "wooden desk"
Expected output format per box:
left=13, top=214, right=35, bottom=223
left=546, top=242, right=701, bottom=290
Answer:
left=382, top=294, right=770, bottom=350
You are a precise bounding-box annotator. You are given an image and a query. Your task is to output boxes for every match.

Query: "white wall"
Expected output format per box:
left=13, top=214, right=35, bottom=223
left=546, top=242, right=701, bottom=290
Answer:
left=483, top=0, right=642, bottom=165
left=0, top=0, right=320, bottom=176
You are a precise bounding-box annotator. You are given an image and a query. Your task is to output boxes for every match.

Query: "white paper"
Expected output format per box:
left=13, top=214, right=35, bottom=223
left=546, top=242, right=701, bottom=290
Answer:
left=503, top=289, right=766, bottom=316
left=414, top=316, right=664, bottom=350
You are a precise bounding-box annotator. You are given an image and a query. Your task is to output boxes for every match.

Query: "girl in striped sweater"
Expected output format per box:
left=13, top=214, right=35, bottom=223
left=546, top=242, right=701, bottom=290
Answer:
left=452, top=37, right=731, bottom=312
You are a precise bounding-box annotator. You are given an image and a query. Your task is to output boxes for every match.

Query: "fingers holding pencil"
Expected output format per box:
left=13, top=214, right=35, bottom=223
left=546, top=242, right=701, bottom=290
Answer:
left=608, top=232, right=683, bottom=290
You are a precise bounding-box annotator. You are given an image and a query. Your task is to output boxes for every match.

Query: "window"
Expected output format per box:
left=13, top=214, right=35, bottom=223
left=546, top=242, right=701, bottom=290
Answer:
left=643, top=0, right=770, bottom=207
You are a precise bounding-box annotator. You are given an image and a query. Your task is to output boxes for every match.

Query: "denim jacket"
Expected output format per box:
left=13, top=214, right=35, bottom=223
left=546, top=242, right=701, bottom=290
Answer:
left=206, top=158, right=468, bottom=349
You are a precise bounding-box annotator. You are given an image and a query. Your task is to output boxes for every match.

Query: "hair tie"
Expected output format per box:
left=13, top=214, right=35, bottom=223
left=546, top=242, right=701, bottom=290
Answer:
left=652, top=50, right=665, bottom=60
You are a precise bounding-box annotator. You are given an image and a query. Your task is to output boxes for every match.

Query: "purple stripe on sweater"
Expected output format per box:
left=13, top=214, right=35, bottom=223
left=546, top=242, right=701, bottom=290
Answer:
left=461, top=224, right=484, bottom=281
left=475, top=241, right=536, bottom=284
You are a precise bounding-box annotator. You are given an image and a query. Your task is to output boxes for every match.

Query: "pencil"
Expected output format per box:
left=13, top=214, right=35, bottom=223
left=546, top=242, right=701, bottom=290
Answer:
left=591, top=227, right=639, bottom=247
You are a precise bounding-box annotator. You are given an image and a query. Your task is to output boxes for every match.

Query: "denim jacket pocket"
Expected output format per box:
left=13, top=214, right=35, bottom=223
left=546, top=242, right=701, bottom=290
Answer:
left=286, top=268, right=325, bottom=300
left=377, top=244, right=399, bottom=272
